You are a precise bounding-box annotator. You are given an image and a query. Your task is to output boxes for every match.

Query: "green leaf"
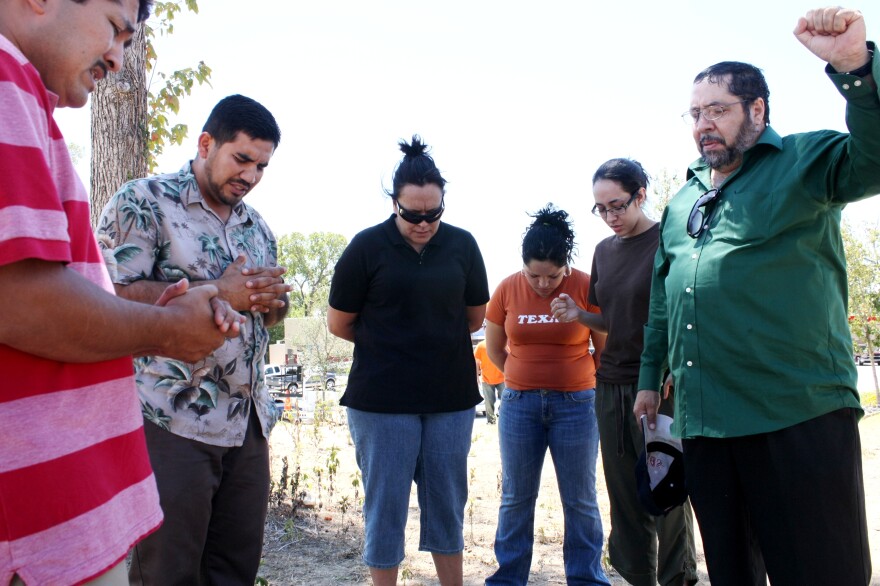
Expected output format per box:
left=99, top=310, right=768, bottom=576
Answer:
left=144, top=1, right=209, bottom=173
left=164, top=359, right=193, bottom=380
left=169, top=383, right=199, bottom=412
left=113, top=243, right=142, bottom=263
left=198, top=378, right=220, bottom=407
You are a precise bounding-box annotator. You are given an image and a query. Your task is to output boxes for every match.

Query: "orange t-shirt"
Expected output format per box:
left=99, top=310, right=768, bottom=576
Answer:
left=474, top=340, right=505, bottom=385
left=485, top=268, right=599, bottom=391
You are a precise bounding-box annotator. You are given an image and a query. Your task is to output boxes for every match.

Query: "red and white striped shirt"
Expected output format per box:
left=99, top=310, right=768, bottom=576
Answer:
left=0, top=34, right=162, bottom=586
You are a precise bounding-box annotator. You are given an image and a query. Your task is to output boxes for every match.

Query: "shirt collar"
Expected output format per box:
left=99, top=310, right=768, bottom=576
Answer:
left=687, top=125, right=783, bottom=182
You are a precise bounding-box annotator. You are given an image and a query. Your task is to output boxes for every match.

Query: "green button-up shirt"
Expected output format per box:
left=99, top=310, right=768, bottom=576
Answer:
left=639, top=48, right=880, bottom=439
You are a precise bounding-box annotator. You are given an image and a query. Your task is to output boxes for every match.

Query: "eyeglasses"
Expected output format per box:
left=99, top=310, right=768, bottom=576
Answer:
left=687, top=189, right=721, bottom=238
left=592, top=191, right=638, bottom=218
left=681, top=100, right=750, bottom=125
left=397, top=200, right=445, bottom=224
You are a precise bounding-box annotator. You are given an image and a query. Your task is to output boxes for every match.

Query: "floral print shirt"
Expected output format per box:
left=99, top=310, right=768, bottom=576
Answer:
left=97, top=162, right=278, bottom=447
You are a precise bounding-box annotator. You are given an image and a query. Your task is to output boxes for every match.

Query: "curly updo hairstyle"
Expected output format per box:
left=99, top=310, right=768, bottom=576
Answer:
left=387, top=135, right=447, bottom=201
left=521, top=204, right=576, bottom=267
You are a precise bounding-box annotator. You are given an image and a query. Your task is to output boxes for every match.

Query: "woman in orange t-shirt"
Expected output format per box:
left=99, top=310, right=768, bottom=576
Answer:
left=484, top=205, right=609, bottom=585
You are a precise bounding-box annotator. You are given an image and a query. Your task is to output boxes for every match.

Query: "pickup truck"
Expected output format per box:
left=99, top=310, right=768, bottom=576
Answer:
left=266, top=367, right=337, bottom=395
left=266, top=365, right=304, bottom=395
left=269, top=370, right=339, bottom=423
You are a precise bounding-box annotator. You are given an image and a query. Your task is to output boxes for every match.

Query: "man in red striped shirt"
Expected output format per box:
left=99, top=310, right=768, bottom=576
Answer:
left=0, top=1, right=243, bottom=584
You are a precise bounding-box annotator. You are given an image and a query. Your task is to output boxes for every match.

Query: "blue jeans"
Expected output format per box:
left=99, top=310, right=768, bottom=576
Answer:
left=346, top=408, right=475, bottom=569
left=487, top=388, right=610, bottom=586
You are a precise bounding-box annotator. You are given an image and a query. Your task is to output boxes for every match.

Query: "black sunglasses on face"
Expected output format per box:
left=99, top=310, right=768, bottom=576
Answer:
left=687, top=189, right=721, bottom=238
left=397, top=200, right=445, bottom=224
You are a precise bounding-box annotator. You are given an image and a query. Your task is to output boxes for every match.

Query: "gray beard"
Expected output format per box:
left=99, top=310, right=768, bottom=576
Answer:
left=700, top=121, right=763, bottom=171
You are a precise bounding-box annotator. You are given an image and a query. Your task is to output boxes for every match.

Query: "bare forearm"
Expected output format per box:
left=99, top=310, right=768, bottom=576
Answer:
left=115, top=277, right=230, bottom=305
left=1, top=261, right=186, bottom=362
left=591, top=332, right=607, bottom=370
left=577, top=309, right=607, bottom=334
left=486, top=346, right=507, bottom=373
left=122, top=278, right=286, bottom=331
left=114, top=279, right=170, bottom=304
left=327, top=307, right=357, bottom=342
left=467, top=304, right=487, bottom=333
left=484, top=321, right=508, bottom=372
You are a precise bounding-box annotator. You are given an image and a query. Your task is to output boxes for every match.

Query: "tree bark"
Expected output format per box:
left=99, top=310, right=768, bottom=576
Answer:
left=89, top=25, right=148, bottom=227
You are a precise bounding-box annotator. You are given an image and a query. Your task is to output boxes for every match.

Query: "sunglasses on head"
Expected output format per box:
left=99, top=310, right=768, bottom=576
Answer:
left=397, top=199, right=445, bottom=224
left=687, top=189, right=721, bottom=239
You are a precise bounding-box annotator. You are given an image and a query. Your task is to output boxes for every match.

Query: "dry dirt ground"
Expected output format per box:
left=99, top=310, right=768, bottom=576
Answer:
left=257, top=406, right=880, bottom=586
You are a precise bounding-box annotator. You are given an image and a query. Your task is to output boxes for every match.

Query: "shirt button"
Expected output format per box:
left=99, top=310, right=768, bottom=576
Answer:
left=691, top=253, right=697, bottom=259
left=842, top=83, right=851, bottom=90
left=855, top=79, right=863, bottom=87
left=686, top=361, right=693, bottom=367
left=686, top=287, right=692, bottom=293
left=687, top=324, right=693, bottom=330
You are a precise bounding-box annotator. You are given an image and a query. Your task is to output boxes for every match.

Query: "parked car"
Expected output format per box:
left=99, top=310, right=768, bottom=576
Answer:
left=271, top=370, right=340, bottom=421
left=301, top=371, right=337, bottom=392
left=267, top=367, right=337, bottom=394
left=266, top=365, right=303, bottom=395
left=857, top=350, right=880, bottom=366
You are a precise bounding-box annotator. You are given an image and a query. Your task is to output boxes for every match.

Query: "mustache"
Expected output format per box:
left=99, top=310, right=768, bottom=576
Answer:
left=700, top=134, right=726, bottom=147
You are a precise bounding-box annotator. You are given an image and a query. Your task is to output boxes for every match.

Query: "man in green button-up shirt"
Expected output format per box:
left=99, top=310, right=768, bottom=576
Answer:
left=635, top=7, right=877, bottom=586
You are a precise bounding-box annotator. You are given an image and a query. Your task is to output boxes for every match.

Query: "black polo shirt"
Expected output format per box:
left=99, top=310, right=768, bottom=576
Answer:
left=329, top=215, right=489, bottom=413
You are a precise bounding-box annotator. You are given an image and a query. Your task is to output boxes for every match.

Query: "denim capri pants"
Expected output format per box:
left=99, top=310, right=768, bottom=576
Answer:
left=346, top=407, right=475, bottom=569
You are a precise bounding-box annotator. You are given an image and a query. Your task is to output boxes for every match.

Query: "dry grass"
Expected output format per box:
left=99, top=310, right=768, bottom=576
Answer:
left=257, top=405, right=707, bottom=585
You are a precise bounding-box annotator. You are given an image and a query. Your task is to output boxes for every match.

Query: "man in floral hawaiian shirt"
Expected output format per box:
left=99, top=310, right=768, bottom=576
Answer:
left=97, top=94, right=290, bottom=585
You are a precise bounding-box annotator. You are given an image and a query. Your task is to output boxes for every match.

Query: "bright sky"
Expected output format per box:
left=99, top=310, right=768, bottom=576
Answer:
left=55, top=0, right=880, bottom=291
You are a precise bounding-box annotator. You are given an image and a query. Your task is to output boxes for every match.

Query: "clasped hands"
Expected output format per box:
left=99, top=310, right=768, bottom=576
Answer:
left=155, top=255, right=291, bottom=340
left=216, top=255, right=292, bottom=315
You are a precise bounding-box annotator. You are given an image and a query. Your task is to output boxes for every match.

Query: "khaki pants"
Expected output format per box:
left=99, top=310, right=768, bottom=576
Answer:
left=481, top=381, right=504, bottom=422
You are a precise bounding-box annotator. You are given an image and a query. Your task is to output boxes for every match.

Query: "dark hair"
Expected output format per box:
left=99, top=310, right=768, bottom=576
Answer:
left=71, top=0, right=154, bottom=23
left=387, top=135, right=447, bottom=201
left=521, top=204, right=576, bottom=267
left=694, top=61, right=770, bottom=125
left=202, top=94, right=281, bottom=148
left=592, top=158, right=650, bottom=194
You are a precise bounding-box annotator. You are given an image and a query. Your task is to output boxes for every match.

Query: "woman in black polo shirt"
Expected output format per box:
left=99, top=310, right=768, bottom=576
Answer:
left=327, top=135, right=489, bottom=586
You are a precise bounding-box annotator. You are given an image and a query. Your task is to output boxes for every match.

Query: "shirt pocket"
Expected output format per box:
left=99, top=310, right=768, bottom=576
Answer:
left=712, top=189, right=774, bottom=245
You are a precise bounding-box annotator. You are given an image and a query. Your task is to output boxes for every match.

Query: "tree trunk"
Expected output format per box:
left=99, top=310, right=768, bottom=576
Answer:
left=89, top=25, right=148, bottom=227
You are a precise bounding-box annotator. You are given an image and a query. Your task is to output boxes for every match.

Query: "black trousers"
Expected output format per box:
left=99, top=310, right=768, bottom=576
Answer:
left=129, top=406, right=270, bottom=586
left=683, top=408, right=871, bottom=586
